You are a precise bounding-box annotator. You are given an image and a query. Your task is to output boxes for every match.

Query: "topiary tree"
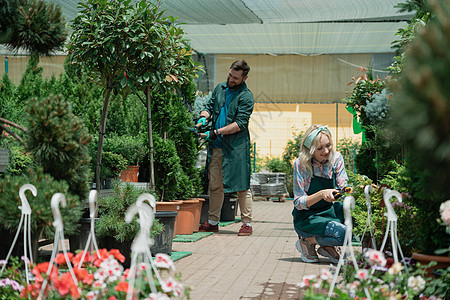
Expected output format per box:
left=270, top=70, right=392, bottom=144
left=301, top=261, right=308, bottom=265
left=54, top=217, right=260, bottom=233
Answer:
left=68, top=0, right=202, bottom=195
left=26, top=94, right=92, bottom=200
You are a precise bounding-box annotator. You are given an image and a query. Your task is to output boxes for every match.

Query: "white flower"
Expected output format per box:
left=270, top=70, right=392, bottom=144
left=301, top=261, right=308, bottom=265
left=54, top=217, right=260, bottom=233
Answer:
left=440, top=200, right=450, bottom=226
left=355, top=269, right=369, bottom=281
left=154, top=253, right=175, bottom=272
left=160, top=276, right=183, bottom=296
left=145, top=292, right=171, bottom=300
left=298, top=274, right=317, bottom=288
left=312, top=280, right=322, bottom=289
left=96, top=256, right=123, bottom=282
left=0, top=260, right=7, bottom=267
left=320, top=268, right=332, bottom=280
left=388, top=262, right=402, bottom=275
left=407, top=275, right=426, bottom=293
left=364, top=249, right=387, bottom=266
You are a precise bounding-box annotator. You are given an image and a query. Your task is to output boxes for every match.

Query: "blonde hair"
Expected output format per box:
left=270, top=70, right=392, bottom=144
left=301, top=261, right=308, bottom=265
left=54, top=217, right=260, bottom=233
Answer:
left=299, top=124, right=335, bottom=176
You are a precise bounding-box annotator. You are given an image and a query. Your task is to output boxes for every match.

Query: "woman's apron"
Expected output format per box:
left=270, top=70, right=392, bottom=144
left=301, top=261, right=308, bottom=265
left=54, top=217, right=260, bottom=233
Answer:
left=292, top=171, right=344, bottom=236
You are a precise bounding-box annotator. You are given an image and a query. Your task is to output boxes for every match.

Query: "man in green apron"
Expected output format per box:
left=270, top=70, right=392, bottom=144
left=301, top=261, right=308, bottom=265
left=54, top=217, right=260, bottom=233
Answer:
left=197, top=60, right=254, bottom=236
left=292, top=125, right=349, bottom=263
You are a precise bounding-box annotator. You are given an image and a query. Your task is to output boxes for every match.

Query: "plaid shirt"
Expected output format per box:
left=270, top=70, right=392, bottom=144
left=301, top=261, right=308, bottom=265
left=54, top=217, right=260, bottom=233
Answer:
left=293, top=151, right=348, bottom=210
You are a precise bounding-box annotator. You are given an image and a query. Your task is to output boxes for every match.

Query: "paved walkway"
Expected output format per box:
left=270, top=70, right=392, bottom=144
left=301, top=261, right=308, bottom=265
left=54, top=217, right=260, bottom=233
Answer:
left=173, top=199, right=337, bottom=300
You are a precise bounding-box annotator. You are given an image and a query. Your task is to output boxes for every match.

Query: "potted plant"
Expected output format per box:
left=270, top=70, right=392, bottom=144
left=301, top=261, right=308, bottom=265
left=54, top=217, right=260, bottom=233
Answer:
left=298, top=249, right=449, bottom=299
left=95, top=182, right=176, bottom=267
left=14, top=249, right=188, bottom=299
left=103, top=134, right=147, bottom=183
left=100, top=151, right=128, bottom=189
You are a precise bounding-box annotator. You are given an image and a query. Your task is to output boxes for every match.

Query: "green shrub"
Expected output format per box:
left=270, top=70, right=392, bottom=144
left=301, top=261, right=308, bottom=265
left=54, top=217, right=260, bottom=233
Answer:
left=264, top=157, right=287, bottom=173
left=0, top=167, right=82, bottom=238
left=96, top=182, right=162, bottom=242
left=387, top=0, right=450, bottom=254
left=348, top=167, right=419, bottom=255
left=26, top=94, right=92, bottom=200
left=4, top=145, right=34, bottom=176
left=100, top=151, right=128, bottom=178
left=103, top=134, right=147, bottom=166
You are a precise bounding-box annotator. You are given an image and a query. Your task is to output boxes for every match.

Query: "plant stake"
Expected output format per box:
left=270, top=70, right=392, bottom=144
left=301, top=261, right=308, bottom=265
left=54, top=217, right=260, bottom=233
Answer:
left=78, top=190, right=101, bottom=268
left=0, top=184, right=37, bottom=284
left=328, top=196, right=370, bottom=300
left=38, top=193, right=81, bottom=300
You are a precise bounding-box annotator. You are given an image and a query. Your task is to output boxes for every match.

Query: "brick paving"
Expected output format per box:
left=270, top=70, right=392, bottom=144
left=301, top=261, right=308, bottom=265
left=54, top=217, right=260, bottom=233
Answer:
left=173, top=199, right=337, bottom=300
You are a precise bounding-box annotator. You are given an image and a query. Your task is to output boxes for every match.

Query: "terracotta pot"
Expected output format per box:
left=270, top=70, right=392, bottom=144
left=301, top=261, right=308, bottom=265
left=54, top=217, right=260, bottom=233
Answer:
left=174, top=199, right=199, bottom=235
left=191, top=198, right=205, bottom=232
left=411, top=252, right=450, bottom=279
left=119, top=165, right=139, bottom=182
left=156, top=201, right=182, bottom=238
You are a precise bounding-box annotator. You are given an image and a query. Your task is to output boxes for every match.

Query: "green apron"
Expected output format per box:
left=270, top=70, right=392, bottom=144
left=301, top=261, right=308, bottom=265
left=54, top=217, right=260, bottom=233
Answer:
left=292, top=171, right=344, bottom=236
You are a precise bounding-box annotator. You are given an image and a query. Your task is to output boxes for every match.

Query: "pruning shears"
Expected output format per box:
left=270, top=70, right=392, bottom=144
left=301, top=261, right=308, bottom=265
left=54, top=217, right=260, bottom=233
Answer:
left=186, top=119, right=210, bottom=138
left=185, top=123, right=202, bottom=136
left=333, top=187, right=353, bottom=200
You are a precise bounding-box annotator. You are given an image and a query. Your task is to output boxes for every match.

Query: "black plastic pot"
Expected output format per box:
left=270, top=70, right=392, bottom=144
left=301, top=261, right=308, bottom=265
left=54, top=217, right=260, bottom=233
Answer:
left=150, top=211, right=177, bottom=256
left=96, top=211, right=177, bottom=268
left=200, top=194, right=238, bottom=223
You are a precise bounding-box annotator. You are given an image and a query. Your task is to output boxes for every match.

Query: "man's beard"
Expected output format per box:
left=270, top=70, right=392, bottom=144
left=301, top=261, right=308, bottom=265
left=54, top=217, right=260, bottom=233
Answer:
left=227, top=78, right=243, bottom=91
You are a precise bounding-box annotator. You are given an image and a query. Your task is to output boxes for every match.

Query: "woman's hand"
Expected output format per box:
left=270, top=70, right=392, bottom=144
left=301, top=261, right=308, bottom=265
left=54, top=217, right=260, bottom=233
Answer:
left=321, top=189, right=338, bottom=202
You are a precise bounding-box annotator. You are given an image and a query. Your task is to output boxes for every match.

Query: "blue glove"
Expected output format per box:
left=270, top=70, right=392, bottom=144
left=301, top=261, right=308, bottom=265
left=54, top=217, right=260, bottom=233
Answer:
left=204, top=130, right=217, bottom=141
left=197, top=117, right=207, bottom=126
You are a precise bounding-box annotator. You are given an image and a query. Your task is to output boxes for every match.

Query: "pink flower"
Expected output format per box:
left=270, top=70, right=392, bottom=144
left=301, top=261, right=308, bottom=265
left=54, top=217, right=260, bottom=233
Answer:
left=154, top=253, right=175, bottom=271
left=160, top=277, right=183, bottom=296
left=298, top=275, right=317, bottom=288
left=364, top=249, right=387, bottom=266
left=355, top=269, right=369, bottom=281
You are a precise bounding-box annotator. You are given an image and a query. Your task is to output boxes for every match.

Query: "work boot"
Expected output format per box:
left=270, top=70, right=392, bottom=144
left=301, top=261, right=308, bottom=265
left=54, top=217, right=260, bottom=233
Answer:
left=238, top=224, right=252, bottom=236
left=198, top=222, right=219, bottom=232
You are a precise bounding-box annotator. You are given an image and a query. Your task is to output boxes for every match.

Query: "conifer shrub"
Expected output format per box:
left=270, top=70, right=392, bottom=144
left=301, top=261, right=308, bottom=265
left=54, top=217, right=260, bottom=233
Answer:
left=0, top=167, right=82, bottom=238
left=26, top=94, right=92, bottom=200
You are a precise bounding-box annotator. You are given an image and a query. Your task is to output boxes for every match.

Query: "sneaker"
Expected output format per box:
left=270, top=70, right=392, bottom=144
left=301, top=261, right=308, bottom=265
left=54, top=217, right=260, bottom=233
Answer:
left=318, top=246, right=340, bottom=264
left=238, top=224, right=252, bottom=236
left=296, top=238, right=319, bottom=263
left=198, top=222, right=219, bottom=232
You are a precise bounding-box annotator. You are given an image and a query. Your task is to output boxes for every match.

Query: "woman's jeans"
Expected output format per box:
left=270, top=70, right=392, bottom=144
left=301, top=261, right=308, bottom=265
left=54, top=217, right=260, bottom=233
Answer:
left=294, top=221, right=346, bottom=247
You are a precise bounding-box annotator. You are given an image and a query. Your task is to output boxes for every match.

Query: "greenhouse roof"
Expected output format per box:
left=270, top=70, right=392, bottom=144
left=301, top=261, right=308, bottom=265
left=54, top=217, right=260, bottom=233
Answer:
left=53, top=0, right=414, bottom=55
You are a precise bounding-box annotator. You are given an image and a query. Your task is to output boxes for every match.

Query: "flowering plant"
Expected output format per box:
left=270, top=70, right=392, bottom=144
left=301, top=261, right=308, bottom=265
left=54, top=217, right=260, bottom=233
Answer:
left=0, top=256, right=25, bottom=299
left=298, top=249, right=448, bottom=299
left=4, top=249, right=188, bottom=299
left=435, top=199, right=450, bottom=255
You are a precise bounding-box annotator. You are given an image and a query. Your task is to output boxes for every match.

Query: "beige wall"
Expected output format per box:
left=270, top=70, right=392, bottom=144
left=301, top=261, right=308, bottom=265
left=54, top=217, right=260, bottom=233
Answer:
left=250, top=103, right=361, bottom=158
left=215, top=53, right=371, bottom=102
left=0, top=55, right=66, bottom=85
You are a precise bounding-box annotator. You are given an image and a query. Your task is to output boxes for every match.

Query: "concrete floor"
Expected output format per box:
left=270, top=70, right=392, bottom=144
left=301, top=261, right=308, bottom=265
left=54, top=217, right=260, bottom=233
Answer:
left=172, top=199, right=339, bottom=300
